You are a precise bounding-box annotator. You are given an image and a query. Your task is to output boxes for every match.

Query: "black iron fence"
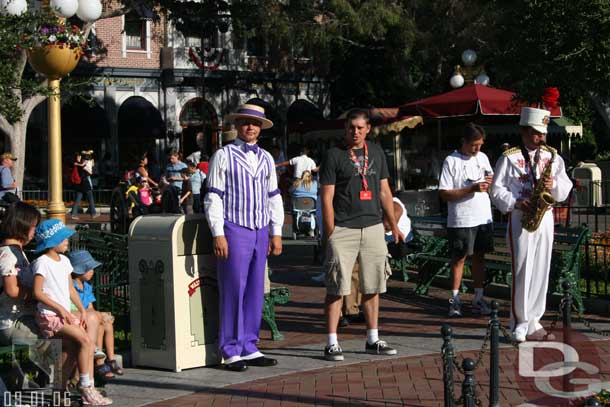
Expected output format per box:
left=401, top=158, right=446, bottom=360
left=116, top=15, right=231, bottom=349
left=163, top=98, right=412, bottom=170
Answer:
left=22, top=188, right=114, bottom=205
left=441, top=283, right=608, bottom=406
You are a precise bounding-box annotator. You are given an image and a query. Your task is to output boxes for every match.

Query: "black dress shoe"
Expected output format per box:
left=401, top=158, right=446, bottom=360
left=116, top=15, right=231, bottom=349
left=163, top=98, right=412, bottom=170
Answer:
left=224, top=360, right=248, bottom=372
left=338, top=316, right=349, bottom=328
left=245, top=356, right=278, bottom=367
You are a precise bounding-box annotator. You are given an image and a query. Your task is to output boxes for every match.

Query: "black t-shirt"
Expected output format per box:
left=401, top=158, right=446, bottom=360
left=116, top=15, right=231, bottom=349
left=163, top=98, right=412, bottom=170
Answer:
left=320, top=141, right=390, bottom=228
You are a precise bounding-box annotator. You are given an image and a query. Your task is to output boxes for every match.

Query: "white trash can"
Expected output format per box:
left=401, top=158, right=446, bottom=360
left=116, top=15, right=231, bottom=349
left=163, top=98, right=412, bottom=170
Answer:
left=128, top=214, right=220, bottom=371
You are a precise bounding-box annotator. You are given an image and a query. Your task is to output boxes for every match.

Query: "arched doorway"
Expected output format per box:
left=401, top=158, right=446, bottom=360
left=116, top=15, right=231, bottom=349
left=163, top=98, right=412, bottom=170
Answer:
left=62, top=99, right=109, bottom=160
left=179, top=98, right=218, bottom=157
left=118, top=96, right=164, bottom=171
left=286, top=99, right=324, bottom=158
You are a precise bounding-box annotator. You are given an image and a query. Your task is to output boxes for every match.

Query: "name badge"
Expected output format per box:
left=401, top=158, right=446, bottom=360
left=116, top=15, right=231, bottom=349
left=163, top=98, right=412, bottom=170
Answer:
left=360, top=190, right=372, bottom=200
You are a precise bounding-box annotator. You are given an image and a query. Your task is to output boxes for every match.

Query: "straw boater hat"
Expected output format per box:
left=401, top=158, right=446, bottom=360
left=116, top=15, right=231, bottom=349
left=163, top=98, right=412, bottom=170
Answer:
left=225, top=104, right=274, bottom=130
left=222, top=125, right=238, bottom=143
left=519, top=107, right=551, bottom=134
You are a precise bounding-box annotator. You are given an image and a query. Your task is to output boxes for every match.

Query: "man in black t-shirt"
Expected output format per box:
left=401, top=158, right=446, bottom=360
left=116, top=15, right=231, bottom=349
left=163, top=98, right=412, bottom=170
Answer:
left=319, top=109, right=404, bottom=361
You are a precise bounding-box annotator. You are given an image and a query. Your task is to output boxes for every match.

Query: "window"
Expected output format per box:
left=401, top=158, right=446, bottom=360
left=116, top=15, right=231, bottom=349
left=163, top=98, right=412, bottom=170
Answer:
left=125, top=15, right=146, bottom=50
left=186, top=36, right=202, bottom=48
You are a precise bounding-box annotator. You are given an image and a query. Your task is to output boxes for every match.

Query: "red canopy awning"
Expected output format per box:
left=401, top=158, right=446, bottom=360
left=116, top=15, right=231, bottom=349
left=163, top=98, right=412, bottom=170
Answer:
left=398, top=84, right=562, bottom=119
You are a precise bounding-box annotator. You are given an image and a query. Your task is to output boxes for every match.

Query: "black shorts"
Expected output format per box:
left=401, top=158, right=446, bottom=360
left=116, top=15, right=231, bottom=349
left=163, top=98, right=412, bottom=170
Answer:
left=447, top=223, right=494, bottom=260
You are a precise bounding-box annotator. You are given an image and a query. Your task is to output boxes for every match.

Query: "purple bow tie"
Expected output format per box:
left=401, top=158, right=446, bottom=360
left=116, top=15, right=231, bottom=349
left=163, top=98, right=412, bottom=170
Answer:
left=243, top=143, right=259, bottom=154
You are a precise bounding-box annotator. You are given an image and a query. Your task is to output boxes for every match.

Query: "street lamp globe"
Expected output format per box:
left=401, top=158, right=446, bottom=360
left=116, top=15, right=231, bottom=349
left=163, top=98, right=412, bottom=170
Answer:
left=461, top=49, right=477, bottom=67
left=51, top=0, right=78, bottom=17
left=76, top=0, right=102, bottom=21
left=1, top=0, right=28, bottom=15
left=450, top=73, right=465, bottom=89
left=475, top=73, right=490, bottom=86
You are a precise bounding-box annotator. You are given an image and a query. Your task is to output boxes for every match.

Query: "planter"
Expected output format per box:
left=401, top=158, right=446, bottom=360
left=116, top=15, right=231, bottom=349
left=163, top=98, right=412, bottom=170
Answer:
left=27, top=44, right=81, bottom=79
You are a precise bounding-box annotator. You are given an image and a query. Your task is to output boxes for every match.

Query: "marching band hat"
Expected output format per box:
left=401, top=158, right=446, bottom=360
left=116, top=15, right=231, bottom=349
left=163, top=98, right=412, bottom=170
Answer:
left=225, top=104, right=273, bottom=129
left=519, top=107, right=551, bottom=134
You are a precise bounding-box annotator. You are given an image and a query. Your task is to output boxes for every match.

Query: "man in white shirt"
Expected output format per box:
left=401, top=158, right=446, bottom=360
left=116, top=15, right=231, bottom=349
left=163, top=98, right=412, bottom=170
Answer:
left=491, top=107, right=572, bottom=342
left=439, top=123, right=494, bottom=318
left=275, top=146, right=318, bottom=179
left=204, top=104, right=284, bottom=372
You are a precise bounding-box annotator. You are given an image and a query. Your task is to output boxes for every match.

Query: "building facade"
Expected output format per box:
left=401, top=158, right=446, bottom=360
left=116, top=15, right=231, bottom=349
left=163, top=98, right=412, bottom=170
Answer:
left=25, top=11, right=328, bottom=185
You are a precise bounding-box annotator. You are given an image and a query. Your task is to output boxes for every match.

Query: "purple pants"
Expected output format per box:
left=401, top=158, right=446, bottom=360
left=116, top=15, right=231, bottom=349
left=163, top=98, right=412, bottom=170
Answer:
left=217, top=221, right=269, bottom=360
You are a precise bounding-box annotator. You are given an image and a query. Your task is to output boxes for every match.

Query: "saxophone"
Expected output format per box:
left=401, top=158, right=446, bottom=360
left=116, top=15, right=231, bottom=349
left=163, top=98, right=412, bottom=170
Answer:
left=522, top=142, right=556, bottom=232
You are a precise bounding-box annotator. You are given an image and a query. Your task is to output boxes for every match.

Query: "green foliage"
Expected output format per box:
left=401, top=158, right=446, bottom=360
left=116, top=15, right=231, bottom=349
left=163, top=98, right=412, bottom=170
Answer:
left=490, top=0, right=610, bottom=107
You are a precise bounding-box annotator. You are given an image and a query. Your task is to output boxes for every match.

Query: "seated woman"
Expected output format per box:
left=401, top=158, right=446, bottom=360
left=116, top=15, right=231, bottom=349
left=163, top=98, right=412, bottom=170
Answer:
left=289, top=170, right=318, bottom=200
left=0, top=202, right=41, bottom=346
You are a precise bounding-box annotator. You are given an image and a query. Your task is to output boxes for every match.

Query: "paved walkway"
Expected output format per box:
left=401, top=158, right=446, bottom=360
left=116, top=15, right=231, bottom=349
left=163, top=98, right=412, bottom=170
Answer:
left=100, top=247, right=610, bottom=407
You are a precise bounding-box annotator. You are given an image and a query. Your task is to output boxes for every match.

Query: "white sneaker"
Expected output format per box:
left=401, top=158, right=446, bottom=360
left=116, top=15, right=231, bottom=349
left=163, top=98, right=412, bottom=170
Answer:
left=448, top=298, right=462, bottom=317
left=94, top=348, right=107, bottom=360
left=514, top=327, right=528, bottom=343
left=472, top=297, right=492, bottom=315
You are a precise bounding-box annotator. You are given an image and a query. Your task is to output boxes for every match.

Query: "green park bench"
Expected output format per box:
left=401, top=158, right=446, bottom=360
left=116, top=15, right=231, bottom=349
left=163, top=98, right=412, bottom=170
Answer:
left=397, top=216, right=589, bottom=313
left=71, top=225, right=289, bottom=344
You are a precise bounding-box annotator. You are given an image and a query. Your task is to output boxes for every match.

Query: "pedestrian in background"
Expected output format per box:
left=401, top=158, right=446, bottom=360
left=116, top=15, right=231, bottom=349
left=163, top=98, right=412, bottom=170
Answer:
left=71, top=151, right=98, bottom=220
left=187, top=160, right=206, bottom=213
left=0, top=153, right=19, bottom=203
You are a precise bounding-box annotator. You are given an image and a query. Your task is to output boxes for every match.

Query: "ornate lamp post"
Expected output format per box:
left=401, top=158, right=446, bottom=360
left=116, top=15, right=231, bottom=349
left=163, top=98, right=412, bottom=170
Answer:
left=449, top=49, right=491, bottom=88
left=3, top=0, right=101, bottom=222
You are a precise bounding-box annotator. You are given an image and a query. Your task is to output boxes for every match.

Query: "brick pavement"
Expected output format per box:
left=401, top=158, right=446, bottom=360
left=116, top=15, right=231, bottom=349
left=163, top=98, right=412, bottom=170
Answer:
left=141, top=247, right=610, bottom=407
left=146, top=339, right=610, bottom=407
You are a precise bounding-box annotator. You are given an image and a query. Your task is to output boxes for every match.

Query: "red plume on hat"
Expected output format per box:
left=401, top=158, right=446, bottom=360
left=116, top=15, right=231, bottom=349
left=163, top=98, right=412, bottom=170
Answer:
left=542, top=87, right=560, bottom=109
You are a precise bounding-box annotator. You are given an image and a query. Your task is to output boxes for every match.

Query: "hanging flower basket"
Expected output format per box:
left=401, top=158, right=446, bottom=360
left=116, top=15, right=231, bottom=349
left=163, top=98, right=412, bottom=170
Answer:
left=21, top=18, right=89, bottom=79
left=27, top=44, right=81, bottom=79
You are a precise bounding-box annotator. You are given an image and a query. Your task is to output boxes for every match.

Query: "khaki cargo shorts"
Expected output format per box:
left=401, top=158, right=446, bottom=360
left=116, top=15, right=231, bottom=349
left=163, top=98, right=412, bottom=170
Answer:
left=325, top=223, right=392, bottom=296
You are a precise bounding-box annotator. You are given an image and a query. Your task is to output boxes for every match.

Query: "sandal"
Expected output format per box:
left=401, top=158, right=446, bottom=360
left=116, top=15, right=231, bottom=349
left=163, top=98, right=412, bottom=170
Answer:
left=105, top=359, right=123, bottom=376
left=95, top=362, right=115, bottom=379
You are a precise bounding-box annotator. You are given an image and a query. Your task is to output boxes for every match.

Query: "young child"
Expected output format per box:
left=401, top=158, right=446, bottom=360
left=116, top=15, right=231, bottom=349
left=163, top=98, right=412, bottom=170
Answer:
left=68, top=249, right=123, bottom=380
left=137, top=178, right=153, bottom=207
left=178, top=168, right=193, bottom=215
left=32, top=220, right=112, bottom=405
left=187, top=161, right=205, bottom=213
left=81, top=150, right=94, bottom=175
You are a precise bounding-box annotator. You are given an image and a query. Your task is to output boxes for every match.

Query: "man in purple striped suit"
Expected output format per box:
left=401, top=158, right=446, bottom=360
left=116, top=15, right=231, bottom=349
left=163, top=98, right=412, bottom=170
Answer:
left=204, top=104, right=284, bottom=372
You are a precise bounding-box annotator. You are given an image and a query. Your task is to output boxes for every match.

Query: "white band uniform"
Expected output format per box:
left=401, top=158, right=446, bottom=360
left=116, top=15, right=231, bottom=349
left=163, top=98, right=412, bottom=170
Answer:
left=490, top=144, right=572, bottom=336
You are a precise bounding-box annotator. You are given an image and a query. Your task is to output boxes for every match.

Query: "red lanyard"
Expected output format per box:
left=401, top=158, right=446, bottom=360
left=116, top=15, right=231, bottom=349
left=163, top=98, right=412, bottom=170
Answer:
left=349, top=143, right=369, bottom=191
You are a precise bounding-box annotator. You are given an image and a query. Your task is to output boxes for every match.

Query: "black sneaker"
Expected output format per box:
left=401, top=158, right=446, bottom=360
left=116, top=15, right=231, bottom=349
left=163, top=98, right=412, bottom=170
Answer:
left=338, top=316, right=349, bottom=328
left=324, top=343, right=344, bottom=361
left=365, top=340, right=398, bottom=356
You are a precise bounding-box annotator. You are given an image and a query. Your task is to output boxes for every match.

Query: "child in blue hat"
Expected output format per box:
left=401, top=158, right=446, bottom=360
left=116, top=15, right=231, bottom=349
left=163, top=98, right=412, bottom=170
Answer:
left=32, top=219, right=112, bottom=405
left=69, top=249, right=123, bottom=379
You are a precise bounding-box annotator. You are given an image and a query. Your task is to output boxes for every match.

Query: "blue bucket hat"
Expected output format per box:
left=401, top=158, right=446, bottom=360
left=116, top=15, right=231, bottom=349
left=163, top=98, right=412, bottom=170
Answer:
left=35, top=219, right=75, bottom=253
left=67, top=249, right=102, bottom=275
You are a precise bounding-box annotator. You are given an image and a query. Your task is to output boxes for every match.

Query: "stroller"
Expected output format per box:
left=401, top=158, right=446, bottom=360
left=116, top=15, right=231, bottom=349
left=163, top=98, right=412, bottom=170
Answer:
left=291, top=196, right=317, bottom=239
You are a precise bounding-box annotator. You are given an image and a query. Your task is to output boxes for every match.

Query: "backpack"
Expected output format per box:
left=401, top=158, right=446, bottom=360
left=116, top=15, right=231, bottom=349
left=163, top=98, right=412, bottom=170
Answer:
left=70, top=166, right=81, bottom=185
